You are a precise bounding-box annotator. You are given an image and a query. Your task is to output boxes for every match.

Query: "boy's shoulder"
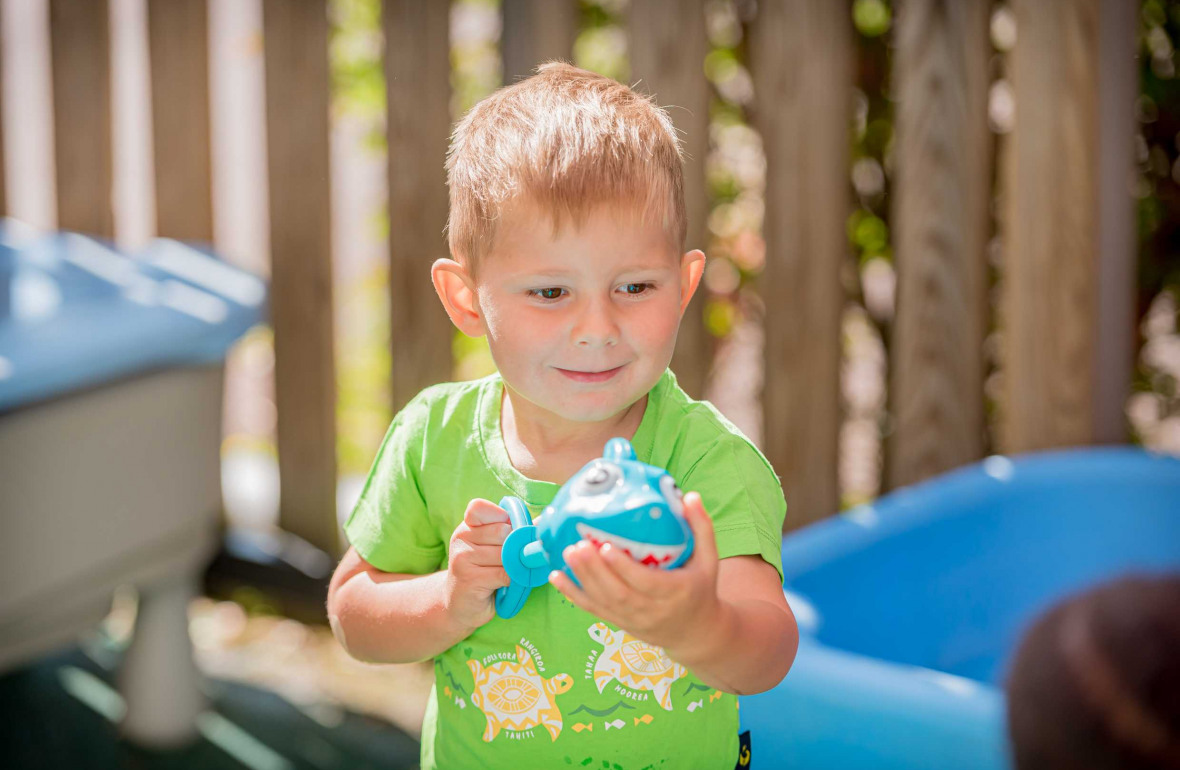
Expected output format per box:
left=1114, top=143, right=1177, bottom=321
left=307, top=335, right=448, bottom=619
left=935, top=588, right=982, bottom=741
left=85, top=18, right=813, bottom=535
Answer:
left=652, top=371, right=779, bottom=481
left=382, top=376, right=498, bottom=457
left=410, top=374, right=491, bottom=403
left=399, top=375, right=494, bottom=423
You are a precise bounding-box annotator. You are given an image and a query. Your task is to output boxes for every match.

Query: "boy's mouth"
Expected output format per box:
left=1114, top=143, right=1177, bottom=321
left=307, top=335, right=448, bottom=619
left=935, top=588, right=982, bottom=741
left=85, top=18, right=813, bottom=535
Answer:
left=555, top=365, right=625, bottom=383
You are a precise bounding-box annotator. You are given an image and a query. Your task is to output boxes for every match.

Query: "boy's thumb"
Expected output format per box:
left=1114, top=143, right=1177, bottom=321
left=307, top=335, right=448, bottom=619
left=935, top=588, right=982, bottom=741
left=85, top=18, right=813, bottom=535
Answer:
left=682, top=491, right=716, bottom=556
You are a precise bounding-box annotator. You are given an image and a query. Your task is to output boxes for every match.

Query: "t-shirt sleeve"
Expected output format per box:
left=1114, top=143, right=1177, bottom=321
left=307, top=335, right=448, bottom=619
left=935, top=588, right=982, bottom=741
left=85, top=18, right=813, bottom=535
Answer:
left=678, top=434, right=786, bottom=582
left=343, top=392, right=446, bottom=574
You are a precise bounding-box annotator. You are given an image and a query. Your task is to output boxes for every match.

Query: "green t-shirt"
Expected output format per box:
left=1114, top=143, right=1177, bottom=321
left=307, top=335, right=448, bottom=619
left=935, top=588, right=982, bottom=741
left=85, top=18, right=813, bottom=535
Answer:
left=345, top=369, right=786, bottom=770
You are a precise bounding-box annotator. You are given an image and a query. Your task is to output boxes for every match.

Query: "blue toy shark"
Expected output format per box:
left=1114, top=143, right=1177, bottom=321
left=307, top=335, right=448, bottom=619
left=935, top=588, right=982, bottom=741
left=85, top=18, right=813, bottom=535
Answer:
left=495, top=437, right=694, bottom=619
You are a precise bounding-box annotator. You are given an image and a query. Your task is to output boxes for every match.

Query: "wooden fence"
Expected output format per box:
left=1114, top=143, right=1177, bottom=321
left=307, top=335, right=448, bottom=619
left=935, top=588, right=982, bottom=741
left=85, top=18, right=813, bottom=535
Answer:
left=1, top=0, right=1137, bottom=556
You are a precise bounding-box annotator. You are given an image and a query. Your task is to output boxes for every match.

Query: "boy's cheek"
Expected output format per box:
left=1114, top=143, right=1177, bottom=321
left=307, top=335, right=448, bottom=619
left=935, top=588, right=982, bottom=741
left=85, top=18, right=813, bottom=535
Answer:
left=641, top=304, right=684, bottom=342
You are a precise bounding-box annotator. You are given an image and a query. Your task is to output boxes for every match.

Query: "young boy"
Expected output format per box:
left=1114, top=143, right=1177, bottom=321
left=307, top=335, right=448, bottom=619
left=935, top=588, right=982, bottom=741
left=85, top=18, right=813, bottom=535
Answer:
left=327, top=62, right=798, bottom=769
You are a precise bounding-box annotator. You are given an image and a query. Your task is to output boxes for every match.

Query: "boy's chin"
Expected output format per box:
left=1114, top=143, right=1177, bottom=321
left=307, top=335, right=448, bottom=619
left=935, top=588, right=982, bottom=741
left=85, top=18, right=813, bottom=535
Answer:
left=552, top=387, right=652, bottom=423
left=555, top=403, right=630, bottom=423
left=521, top=390, right=635, bottom=424
left=504, top=365, right=662, bottom=423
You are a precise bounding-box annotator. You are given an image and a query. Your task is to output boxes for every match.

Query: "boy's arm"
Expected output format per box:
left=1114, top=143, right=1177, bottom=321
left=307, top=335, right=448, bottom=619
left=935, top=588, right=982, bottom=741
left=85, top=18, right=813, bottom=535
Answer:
left=550, top=491, right=798, bottom=695
left=327, top=499, right=512, bottom=664
left=665, top=554, right=798, bottom=695
left=327, top=548, right=467, bottom=664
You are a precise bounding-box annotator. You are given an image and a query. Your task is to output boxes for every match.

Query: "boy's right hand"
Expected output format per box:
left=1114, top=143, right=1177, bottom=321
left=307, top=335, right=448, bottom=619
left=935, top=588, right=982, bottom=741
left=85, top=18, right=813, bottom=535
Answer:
left=444, top=498, right=512, bottom=629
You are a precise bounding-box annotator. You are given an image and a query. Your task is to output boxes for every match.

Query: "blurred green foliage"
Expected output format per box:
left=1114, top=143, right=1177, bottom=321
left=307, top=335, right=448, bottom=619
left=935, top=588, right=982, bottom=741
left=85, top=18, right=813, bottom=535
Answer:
left=575, top=0, right=629, bottom=82
left=330, top=0, right=389, bottom=474
left=330, top=0, right=385, bottom=120
left=1139, top=1, right=1180, bottom=307
left=1134, top=0, right=1180, bottom=435
left=853, top=0, right=892, bottom=39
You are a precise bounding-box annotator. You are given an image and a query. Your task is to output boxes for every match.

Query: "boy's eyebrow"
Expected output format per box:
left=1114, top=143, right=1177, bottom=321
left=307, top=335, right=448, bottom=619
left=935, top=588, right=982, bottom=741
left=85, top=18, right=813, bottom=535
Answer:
left=514, top=268, right=576, bottom=279
left=513, top=264, right=673, bottom=282
left=514, top=257, right=678, bottom=279
left=616, top=262, right=677, bottom=273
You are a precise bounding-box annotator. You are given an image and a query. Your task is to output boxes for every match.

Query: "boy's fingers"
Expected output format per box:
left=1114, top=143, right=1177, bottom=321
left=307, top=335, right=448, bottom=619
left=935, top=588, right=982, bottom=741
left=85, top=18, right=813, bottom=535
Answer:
left=683, top=492, right=718, bottom=563
left=451, top=547, right=508, bottom=587
left=462, top=522, right=512, bottom=546
left=566, top=543, right=630, bottom=605
left=599, top=542, right=672, bottom=596
left=472, top=572, right=509, bottom=593
left=464, top=498, right=510, bottom=527
left=465, top=545, right=508, bottom=568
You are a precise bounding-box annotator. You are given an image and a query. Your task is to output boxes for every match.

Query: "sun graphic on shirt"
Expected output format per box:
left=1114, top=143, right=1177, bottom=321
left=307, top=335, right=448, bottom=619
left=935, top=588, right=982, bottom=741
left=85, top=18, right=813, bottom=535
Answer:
left=468, top=645, right=573, bottom=742
left=620, top=643, right=670, bottom=675
left=485, top=675, right=539, bottom=714
left=588, top=622, right=686, bottom=711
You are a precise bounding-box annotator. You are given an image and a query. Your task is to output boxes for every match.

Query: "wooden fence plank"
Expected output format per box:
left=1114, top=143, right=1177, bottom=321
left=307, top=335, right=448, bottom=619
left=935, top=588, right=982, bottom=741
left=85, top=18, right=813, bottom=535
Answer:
left=751, top=0, right=851, bottom=528
left=627, top=0, right=711, bottom=399
left=262, top=0, right=338, bottom=554
left=146, top=0, right=213, bottom=242
left=886, top=0, right=990, bottom=489
left=1093, top=0, right=1137, bottom=443
left=1002, top=0, right=1100, bottom=452
left=385, top=0, right=453, bottom=413
left=49, top=0, right=113, bottom=237
left=0, top=17, right=6, bottom=219
left=501, top=0, right=578, bottom=84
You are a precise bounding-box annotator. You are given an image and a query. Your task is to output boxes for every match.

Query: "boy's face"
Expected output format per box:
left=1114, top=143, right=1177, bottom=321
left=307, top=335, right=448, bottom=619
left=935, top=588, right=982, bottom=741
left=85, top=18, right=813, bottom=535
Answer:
left=434, top=198, right=704, bottom=425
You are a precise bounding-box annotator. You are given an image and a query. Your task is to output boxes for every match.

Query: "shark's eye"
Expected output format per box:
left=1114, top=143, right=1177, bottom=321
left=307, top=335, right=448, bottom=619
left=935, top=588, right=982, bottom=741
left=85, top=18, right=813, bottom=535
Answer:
left=659, top=475, right=684, bottom=515
left=576, top=461, right=620, bottom=494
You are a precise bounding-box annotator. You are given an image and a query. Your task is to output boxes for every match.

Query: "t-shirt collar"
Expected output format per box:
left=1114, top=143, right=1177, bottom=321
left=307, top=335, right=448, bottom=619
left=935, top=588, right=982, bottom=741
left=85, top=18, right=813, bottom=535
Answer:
left=475, top=370, right=671, bottom=508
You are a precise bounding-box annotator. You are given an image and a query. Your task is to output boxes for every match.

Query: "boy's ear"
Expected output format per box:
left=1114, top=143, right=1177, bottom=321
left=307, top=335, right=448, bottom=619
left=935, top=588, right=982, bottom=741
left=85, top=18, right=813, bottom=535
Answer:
left=431, top=258, right=485, bottom=337
left=679, top=249, right=706, bottom=316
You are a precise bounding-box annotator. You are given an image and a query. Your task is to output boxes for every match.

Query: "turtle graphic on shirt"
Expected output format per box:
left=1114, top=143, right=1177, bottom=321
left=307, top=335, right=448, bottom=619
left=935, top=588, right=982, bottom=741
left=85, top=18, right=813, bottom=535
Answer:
left=588, top=622, right=686, bottom=710
left=467, top=645, right=573, bottom=742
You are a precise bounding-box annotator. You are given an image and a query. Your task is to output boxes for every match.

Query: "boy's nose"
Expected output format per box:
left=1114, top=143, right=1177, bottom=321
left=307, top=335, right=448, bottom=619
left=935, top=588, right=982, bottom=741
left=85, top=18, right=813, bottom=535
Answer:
left=573, top=298, right=620, bottom=348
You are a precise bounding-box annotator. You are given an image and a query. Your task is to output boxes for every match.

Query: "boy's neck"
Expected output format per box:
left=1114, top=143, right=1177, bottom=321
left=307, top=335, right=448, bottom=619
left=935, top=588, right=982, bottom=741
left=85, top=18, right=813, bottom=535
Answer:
left=500, top=385, right=647, bottom=485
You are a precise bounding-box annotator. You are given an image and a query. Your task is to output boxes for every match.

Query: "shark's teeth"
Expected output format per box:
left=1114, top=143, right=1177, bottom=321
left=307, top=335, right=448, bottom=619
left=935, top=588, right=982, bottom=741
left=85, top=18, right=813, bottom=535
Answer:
left=574, top=523, right=685, bottom=567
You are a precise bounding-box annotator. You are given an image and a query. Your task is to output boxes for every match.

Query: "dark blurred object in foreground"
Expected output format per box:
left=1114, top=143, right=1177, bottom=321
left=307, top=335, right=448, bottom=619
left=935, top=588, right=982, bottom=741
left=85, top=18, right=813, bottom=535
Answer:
left=1006, top=574, right=1180, bottom=770
left=0, top=641, right=420, bottom=770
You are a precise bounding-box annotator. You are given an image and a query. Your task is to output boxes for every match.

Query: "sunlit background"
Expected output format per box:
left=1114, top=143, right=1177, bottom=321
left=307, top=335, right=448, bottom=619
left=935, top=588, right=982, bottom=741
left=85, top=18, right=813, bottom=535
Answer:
left=8, top=0, right=1174, bottom=528
left=3, top=0, right=1180, bottom=765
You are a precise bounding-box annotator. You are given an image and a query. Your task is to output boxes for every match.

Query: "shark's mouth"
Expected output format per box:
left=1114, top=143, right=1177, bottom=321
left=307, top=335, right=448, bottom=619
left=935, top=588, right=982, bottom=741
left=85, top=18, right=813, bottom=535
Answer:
left=575, top=523, right=686, bottom=568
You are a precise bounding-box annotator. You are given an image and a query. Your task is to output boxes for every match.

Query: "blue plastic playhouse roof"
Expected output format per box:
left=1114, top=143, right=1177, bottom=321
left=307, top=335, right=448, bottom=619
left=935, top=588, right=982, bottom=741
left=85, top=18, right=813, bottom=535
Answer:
left=0, top=220, right=267, bottom=411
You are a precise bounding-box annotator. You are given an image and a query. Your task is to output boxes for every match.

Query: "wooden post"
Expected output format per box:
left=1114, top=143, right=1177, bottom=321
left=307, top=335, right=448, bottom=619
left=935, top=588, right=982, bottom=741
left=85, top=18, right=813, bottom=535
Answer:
left=501, top=0, right=578, bottom=84
left=1093, top=0, right=1137, bottom=444
left=49, top=0, right=114, bottom=237
left=385, top=0, right=454, bottom=413
left=1002, top=0, right=1100, bottom=452
left=627, top=0, right=711, bottom=398
left=147, top=0, right=213, bottom=242
left=886, top=0, right=990, bottom=489
left=751, top=0, right=851, bottom=528
left=262, top=0, right=338, bottom=554
left=0, top=16, right=6, bottom=220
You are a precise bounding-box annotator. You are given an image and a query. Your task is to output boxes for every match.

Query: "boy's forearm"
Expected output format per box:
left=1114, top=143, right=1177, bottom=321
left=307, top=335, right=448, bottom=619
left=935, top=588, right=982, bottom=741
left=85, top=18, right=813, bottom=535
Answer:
left=666, top=598, right=798, bottom=696
left=329, top=570, right=477, bottom=664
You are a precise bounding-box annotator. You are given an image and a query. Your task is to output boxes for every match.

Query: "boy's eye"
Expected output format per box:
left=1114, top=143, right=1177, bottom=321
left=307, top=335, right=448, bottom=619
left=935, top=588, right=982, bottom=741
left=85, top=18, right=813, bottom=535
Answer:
left=529, top=287, right=566, bottom=300
left=621, top=283, right=652, bottom=295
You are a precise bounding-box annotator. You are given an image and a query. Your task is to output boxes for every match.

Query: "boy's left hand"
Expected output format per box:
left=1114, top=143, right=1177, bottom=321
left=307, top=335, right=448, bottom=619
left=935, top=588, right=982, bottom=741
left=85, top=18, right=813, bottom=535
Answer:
left=549, top=491, right=721, bottom=651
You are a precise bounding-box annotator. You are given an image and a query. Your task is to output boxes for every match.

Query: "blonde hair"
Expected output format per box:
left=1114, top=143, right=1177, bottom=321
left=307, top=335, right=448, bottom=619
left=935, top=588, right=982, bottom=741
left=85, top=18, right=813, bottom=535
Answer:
left=445, top=61, right=687, bottom=274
